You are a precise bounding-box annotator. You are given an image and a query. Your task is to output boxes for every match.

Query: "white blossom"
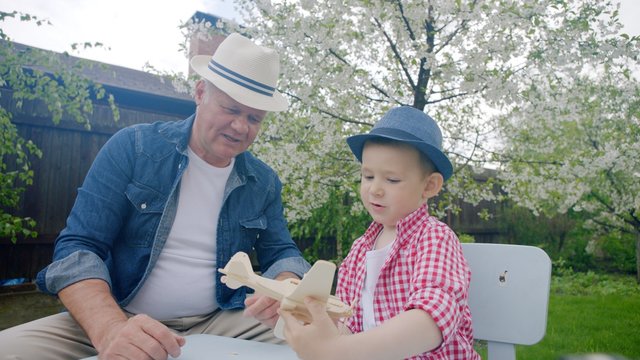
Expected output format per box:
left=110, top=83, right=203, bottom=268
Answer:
left=181, top=0, right=640, bottom=237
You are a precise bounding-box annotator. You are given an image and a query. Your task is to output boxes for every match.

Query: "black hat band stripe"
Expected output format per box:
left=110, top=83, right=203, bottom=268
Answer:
left=208, top=60, right=275, bottom=97
left=370, top=127, right=440, bottom=149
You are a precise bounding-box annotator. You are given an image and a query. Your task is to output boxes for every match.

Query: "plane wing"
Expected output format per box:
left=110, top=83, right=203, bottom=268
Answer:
left=219, top=251, right=352, bottom=339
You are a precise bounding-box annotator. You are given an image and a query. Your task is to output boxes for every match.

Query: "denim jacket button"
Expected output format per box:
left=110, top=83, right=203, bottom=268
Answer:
left=140, top=203, right=147, bottom=210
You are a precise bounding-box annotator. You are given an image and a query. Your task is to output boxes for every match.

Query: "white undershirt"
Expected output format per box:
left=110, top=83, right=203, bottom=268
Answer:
left=361, top=238, right=393, bottom=331
left=125, top=147, right=233, bottom=320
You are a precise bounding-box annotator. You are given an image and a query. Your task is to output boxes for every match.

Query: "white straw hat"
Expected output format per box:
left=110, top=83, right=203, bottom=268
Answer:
left=190, top=33, right=288, bottom=112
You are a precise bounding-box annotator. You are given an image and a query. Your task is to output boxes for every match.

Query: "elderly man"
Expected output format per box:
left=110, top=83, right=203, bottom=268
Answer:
left=0, top=33, right=309, bottom=360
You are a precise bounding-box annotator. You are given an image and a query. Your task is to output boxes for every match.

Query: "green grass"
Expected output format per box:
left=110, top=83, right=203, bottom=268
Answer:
left=519, top=294, right=640, bottom=359
left=475, top=273, right=640, bottom=360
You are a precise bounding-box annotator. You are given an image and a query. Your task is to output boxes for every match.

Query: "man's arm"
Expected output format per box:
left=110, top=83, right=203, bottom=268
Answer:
left=59, top=279, right=185, bottom=359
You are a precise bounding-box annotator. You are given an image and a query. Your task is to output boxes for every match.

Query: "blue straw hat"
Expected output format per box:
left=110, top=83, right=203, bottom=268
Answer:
left=347, top=106, right=453, bottom=181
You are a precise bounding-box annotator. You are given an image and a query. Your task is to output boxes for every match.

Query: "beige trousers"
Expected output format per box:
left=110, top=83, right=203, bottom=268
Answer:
left=0, top=308, right=280, bottom=359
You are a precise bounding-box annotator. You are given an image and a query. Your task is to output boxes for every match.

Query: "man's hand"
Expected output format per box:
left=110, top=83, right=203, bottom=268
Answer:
left=243, top=271, right=299, bottom=328
left=243, top=294, right=281, bottom=328
left=97, top=314, right=185, bottom=359
left=58, top=279, right=185, bottom=359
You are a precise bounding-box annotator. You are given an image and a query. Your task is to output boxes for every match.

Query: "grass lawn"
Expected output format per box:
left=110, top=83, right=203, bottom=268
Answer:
left=475, top=278, right=640, bottom=360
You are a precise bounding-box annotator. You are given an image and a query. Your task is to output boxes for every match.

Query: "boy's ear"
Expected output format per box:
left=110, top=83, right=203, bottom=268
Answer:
left=423, top=172, right=444, bottom=199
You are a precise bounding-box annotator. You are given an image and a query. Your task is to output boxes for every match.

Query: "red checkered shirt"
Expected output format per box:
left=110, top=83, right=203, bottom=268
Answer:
left=336, top=204, right=479, bottom=360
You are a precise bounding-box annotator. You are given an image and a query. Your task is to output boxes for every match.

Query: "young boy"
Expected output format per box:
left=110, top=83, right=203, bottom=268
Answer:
left=280, top=106, right=480, bottom=360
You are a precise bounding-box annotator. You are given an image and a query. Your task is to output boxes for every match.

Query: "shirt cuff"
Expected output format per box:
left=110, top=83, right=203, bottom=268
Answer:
left=406, top=289, right=457, bottom=344
left=43, top=250, right=112, bottom=294
left=262, top=256, right=311, bottom=279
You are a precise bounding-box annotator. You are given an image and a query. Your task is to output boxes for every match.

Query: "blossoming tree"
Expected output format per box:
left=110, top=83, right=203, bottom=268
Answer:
left=499, top=66, right=640, bottom=280
left=184, top=1, right=639, bottom=277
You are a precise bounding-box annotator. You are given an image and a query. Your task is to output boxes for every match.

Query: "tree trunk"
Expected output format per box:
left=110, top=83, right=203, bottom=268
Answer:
left=636, top=233, right=640, bottom=284
left=336, top=195, right=345, bottom=263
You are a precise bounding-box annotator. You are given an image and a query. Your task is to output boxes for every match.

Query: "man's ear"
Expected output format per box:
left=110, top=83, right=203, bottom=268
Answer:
left=423, top=172, right=444, bottom=199
left=194, top=79, right=206, bottom=105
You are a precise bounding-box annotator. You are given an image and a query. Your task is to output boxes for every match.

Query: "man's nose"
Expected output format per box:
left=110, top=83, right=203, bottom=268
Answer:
left=230, top=115, right=249, bottom=133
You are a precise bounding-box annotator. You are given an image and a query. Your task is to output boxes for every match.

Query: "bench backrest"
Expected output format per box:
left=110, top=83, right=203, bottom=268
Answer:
left=462, top=243, right=552, bottom=360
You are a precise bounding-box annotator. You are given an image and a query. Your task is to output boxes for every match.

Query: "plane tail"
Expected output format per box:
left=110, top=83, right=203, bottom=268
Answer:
left=287, top=260, right=335, bottom=303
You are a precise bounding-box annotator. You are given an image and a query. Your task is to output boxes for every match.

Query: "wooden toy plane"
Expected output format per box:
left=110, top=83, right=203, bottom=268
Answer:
left=218, top=252, right=352, bottom=338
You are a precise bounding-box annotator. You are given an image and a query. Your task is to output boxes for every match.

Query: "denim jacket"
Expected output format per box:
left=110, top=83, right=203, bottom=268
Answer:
left=36, top=115, right=310, bottom=310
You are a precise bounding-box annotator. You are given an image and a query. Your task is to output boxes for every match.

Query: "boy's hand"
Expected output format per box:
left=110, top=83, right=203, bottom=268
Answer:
left=279, top=297, right=342, bottom=360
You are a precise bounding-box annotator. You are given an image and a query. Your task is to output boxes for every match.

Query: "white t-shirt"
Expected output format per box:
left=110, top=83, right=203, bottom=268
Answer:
left=125, top=147, right=233, bottom=320
left=361, top=240, right=393, bottom=331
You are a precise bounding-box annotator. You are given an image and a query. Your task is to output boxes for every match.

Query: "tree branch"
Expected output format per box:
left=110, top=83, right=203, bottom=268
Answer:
left=309, top=35, right=393, bottom=104
left=590, top=218, right=635, bottom=235
left=431, top=0, right=479, bottom=55
left=425, top=90, right=472, bottom=105
left=372, top=17, right=416, bottom=90
left=282, top=90, right=371, bottom=126
left=394, top=0, right=416, bottom=40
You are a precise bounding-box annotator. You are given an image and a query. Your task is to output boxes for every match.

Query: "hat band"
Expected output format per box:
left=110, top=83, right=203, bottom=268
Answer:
left=208, top=60, right=275, bottom=97
left=370, top=127, right=440, bottom=149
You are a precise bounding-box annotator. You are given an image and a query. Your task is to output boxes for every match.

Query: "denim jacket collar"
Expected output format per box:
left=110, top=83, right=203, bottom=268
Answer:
left=158, top=114, right=193, bottom=154
left=157, top=114, right=259, bottom=184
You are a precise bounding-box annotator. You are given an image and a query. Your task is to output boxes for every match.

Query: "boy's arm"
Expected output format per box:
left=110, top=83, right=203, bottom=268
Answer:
left=340, top=308, right=442, bottom=360
left=281, top=297, right=442, bottom=360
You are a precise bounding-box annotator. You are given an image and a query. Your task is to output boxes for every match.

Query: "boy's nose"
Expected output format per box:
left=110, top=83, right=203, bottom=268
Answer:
left=370, top=182, right=384, bottom=197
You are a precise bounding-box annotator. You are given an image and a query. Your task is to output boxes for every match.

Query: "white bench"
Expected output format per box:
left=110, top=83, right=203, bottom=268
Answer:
left=462, top=243, right=552, bottom=360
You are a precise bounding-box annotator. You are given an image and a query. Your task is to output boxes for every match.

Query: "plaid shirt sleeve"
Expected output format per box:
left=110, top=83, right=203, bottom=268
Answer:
left=401, top=221, right=471, bottom=345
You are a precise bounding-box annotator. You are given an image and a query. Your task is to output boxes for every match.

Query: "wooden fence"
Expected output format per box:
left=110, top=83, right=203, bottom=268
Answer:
left=0, top=86, right=194, bottom=281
